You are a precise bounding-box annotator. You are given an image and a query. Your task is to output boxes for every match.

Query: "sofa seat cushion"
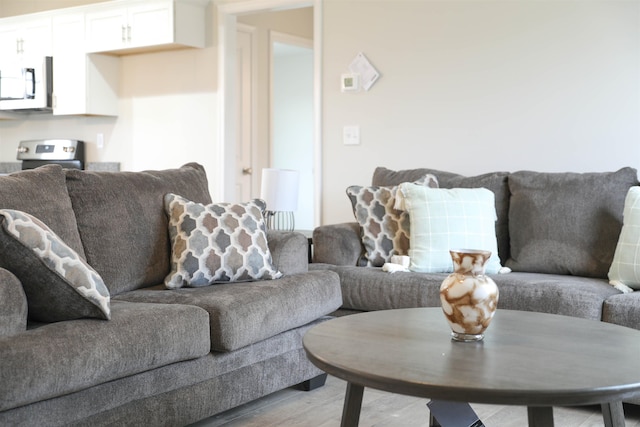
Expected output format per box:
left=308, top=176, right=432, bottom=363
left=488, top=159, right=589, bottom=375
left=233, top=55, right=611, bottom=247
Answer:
left=492, top=272, right=619, bottom=320
left=309, top=265, right=618, bottom=320
left=65, top=163, right=212, bottom=296
left=603, top=293, right=640, bottom=330
left=0, top=300, right=209, bottom=412
left=114, top=270, right=342, bottom=352
left=309, top=264, right=443, bottom=311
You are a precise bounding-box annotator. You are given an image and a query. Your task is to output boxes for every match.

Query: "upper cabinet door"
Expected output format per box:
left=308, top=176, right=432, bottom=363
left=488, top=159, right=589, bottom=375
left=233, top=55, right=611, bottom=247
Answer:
left=85, top=0, right=206, bottom=54
left=0, top=15, right=52, bottom=62
left=84, top=4, right=129, bottom=53
left=126, top=2, right=173, bottom=49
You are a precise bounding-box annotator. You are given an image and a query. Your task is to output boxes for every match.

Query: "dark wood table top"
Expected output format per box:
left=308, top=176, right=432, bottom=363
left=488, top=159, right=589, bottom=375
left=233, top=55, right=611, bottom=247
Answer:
left=303, top=308, right=640, bottom=407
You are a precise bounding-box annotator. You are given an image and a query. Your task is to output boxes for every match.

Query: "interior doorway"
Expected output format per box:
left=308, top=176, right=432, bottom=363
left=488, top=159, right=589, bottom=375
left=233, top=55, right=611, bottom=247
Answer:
left=271, top=33, right=314, bottom=230
left=217, top=0, right=322, bottom=228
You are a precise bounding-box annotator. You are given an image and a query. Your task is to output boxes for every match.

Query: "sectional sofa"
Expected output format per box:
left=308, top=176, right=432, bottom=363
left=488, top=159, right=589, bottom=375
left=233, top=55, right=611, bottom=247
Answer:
left=0, top=163, right=342, bottom=426
left=312, top=166, right=640, bottom=333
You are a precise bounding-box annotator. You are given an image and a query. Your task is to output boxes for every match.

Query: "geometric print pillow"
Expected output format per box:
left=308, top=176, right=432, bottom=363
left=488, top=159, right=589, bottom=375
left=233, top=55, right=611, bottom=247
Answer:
left=0, top=209, right=111, bottom=322
left=346, top=174, right=438, bottom=267
left=163, top=193, right=283, bottom=289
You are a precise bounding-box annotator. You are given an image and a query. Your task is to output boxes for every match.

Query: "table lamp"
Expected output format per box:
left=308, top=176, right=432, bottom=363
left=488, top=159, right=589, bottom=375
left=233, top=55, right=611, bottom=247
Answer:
left=260, top=168, right=299, bottom=231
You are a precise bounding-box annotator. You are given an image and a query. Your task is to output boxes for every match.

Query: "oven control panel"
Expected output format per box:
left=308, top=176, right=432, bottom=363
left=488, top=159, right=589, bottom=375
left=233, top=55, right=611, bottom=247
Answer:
left=17, top=139, right=84, bottom=161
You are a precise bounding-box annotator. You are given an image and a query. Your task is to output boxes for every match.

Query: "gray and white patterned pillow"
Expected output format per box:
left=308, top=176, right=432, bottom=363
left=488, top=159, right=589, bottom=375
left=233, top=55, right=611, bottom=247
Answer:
left=0, top=209, right=110, bottom=322
left=164, top=193, right=283, bottom=289
left=346, top=174, right=438, bottom=266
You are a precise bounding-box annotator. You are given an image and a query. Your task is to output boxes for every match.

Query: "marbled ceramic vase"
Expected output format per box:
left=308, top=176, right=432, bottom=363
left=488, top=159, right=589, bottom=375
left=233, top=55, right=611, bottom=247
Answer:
left=440, top=249, right=499, bottom=342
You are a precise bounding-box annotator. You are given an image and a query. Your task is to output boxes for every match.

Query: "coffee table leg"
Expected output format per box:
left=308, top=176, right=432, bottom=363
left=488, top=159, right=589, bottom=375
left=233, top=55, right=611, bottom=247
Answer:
left=341, top=382, right=364, bottom=427
left=527, top=406, right=554, bottom=427
left=601, top=401, right=625, bottom=427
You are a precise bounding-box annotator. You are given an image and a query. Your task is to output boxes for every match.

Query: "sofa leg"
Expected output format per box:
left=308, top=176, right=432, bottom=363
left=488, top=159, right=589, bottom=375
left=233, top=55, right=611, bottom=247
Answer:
left=297, top=373, right=327, bottom=391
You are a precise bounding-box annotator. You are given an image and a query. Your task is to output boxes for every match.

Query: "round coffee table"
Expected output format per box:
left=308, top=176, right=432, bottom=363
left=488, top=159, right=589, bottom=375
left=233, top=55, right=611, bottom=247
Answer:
left=303, top=308, right=640, bottom=427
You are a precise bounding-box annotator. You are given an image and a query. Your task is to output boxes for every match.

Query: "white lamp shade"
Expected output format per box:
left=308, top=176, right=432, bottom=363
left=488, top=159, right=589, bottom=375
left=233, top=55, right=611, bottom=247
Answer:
left=260, top=168, right=299, bottom=212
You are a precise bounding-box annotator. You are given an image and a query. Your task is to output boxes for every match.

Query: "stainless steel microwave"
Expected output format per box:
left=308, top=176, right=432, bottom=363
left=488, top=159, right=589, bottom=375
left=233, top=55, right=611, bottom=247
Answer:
left=0, top=56, right=52, bottom=112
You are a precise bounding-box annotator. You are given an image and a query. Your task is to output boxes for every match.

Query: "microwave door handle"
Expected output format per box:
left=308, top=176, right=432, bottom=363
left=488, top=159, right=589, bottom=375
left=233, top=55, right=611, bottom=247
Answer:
left=25, top=68, right=35, bottom=99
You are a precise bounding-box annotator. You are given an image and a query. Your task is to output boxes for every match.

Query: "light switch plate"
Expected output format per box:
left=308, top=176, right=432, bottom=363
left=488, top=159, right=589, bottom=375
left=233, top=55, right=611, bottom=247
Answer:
left=343, top=125, right=360, bottom=145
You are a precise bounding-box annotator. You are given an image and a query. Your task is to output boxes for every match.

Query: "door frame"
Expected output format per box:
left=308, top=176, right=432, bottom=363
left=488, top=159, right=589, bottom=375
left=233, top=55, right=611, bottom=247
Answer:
left=216, top=0, right=323, bottom=226
left=236, top=23, right=258, bottom=201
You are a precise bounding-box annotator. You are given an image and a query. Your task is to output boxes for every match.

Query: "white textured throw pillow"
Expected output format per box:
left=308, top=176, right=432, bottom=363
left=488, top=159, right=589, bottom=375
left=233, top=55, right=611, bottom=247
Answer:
left=397, top=184, right=502, bottom=274
left=608, top=186, right=640, bottom=293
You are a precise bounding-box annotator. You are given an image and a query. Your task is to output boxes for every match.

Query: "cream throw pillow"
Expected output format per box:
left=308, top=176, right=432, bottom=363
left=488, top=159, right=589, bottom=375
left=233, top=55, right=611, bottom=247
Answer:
left=608, top=186, right=640, bottom=293
left=396, top=184, right=502, bottom=274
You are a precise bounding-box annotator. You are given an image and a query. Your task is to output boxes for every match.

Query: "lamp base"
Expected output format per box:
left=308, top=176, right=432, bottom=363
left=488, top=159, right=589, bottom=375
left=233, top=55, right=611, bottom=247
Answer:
left=265, top=211, right=295, bottom=231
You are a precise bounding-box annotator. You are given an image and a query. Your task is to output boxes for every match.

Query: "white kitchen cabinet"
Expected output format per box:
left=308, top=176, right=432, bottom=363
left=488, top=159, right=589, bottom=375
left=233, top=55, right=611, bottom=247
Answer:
left=0, top=15, right=52, bottom=61
left=0, top=0, right=208, bottom=117
left=85, top=0, right=207, bottom=54
left=52, top=13, right=119, bottom=116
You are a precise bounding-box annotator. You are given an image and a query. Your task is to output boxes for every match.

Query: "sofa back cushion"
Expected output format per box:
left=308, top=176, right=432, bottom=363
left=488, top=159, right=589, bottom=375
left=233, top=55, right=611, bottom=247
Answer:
left=372, top=167, right=510, bottom=263
left=0, top=165, right=85, bottom=258
left=65, top=163, right=212, bottom=295
left=0, top=269, right=27, bottom=338
left=506, top=168, right=638, bottom=278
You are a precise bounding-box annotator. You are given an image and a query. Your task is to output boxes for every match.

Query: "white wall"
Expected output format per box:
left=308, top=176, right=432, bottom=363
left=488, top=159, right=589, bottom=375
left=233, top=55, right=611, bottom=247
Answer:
left=322, top=0, right=640, bottom=224
left=0, top=45, right=222, bottom=196
left=1, top=0, right=639, bottom=226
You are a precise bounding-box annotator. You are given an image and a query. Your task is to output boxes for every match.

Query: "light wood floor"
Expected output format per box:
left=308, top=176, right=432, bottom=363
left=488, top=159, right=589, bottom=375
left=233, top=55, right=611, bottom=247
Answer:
left=193, top=375, right=640, bottom=426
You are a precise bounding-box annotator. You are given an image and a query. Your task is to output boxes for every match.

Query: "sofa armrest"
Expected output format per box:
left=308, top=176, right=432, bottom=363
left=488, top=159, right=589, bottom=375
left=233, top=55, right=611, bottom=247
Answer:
left=312, top=222, right=363, bottom=266
left=267, top=230, right=309, bottom=275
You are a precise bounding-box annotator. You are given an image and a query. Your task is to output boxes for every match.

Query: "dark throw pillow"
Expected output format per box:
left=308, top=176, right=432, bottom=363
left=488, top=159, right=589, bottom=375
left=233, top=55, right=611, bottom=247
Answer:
left=0, top=209, right=110, bottom=322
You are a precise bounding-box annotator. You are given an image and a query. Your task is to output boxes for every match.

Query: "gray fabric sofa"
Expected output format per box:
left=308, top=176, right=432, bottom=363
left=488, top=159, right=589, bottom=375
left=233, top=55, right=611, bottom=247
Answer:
left=312, top=166, right=640, bottom=331
left=0, top=163, right=342, bottom=426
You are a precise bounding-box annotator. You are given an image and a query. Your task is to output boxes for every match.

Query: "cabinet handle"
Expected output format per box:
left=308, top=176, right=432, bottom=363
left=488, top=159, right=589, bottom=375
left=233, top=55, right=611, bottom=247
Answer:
left=127, top=25, right=132, bottom=42
left=121, top=25, right=127, bottom=42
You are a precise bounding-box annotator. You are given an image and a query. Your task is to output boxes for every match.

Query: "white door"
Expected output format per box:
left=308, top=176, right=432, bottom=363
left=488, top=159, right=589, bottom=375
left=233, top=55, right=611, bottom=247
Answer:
left=235, top=27, right=255, bottom=201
